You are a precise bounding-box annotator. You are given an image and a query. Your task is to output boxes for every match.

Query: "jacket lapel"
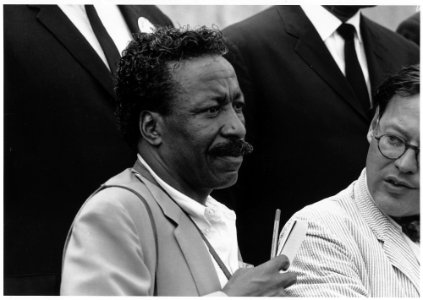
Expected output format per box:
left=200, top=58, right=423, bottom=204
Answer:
left=382, top=234, right=420, bottom=293
left=32, top=5, right=115, bottom=98
left=278, top=6, right=369, bottom=122
left=173, top=216, right=222, bottom=295
left=118, top=6, right=139, bottom=34
left=354, top=173, right=420, bottom=292
left=132, top=161, right=221, bottom=295
left=360, top=16, right=393, bottom=95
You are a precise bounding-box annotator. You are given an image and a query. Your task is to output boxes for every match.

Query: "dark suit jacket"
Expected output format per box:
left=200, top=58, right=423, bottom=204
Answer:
left=396, top=12, right=420, bottom=45
left=4, top=5, right=172, bottom=295
left=220, top=6, right=419, bottom=265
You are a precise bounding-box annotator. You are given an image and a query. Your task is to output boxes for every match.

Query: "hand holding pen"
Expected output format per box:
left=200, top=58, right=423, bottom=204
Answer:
left=221, top=208, right=296, bottom=296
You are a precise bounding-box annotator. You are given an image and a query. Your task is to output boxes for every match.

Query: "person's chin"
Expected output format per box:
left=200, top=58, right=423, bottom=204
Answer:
left=216, top=176, right=238, bottom=190
left=213, top=170, right=239, bottom=190
left=374, top=190, right=417, bottom=217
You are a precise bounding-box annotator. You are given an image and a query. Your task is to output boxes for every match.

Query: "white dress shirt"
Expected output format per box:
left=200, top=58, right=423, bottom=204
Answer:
left=301, top=5, right=372, bottom=105
left=58, top=4, right=132, bottom=71
left=137, top=154, right=240, bottom=288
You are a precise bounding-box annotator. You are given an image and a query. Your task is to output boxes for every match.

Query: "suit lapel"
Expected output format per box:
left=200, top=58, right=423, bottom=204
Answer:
left=360, top=16, right=393, bottom=95
left=32, top=5, right=115, bottom=98
left=118, top=6, right=139, bottom=34
left=173, top=215, right=223, bottom=295
left=278, top=6, right=369, bottom=122
left=383, top=234, right=420, bottom=292
left=353, top=174, right=420, bottom=292
left=132, top=161, right=221, bottom=295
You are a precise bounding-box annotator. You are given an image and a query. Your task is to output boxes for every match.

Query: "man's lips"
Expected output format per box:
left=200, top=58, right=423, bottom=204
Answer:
left=384, top=175, right=417, bottom=189
left=216, top=155, right=243, bottom=163
left=213, top=155, right=243, bottom=172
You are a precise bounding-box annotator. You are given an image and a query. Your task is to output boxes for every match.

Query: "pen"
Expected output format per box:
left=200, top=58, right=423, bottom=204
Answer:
left=270, top=208, right=281, bottom=259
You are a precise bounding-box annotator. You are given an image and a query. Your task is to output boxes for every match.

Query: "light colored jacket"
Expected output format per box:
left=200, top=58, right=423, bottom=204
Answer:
left=280, top=169, right=420, bottom=297
left=60, top=160, right=221, bottom=295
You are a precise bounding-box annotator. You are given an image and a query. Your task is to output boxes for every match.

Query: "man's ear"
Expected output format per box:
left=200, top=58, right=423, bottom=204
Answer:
left=139, top=111, right=163, bottom=146
left=367, top=107, right=379, bottom=143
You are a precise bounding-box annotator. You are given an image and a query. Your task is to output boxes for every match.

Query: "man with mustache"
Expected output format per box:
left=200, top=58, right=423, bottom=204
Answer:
left=60, top=26, right=296, bottom=296
left=279, top=64, right=419, bottom=297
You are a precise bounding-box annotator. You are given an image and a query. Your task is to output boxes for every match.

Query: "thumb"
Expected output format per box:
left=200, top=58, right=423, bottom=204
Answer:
left=261, top=254, right=290, bottom=272
left=273, top=254, right=290, bottom=271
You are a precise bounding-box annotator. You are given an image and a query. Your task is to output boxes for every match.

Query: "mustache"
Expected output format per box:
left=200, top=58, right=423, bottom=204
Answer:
left=209, top=139, right=254, bottom=157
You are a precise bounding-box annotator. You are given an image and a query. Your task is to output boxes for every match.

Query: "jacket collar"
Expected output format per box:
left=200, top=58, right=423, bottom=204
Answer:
left=353, top=169, right=420, bottom=291
left=300, top=5, right=363, bottom=43
left=30, top=5, right=116, bottom=98
left=277, top=6, right=372, bottom=122
left=131, top=160, right=222, bottom=295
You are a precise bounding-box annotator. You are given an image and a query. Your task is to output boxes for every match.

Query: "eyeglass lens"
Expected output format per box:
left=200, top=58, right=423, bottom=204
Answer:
left=379, top=135, right=419, bottom=163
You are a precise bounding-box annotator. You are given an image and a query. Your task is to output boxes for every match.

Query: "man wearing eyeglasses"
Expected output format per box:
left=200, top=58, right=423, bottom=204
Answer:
left=278, top=64, right=419, bottom=297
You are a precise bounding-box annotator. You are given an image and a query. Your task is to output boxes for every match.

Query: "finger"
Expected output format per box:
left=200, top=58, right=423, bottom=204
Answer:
left=277, top=272, right=297, bottom=289
left=276, top=288, right=289, bottom=297
left=266, top=289, right=286, bottom=297
left=257, top=254, right=289, bottom=273
left=274, top=254, right=290, bottom=271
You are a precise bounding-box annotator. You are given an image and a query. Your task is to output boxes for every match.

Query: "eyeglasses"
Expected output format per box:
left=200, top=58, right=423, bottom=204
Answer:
left=374, top=134, right=419, bottom=164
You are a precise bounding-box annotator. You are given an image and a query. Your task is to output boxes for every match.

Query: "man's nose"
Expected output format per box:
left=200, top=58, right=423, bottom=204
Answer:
left=221, top=109, right=246, bottom=138
left=395, top=148, right=419, bottom=174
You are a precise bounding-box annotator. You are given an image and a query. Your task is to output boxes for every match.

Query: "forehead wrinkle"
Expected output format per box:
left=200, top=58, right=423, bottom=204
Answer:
left=170, top=56, right=237, bottom=100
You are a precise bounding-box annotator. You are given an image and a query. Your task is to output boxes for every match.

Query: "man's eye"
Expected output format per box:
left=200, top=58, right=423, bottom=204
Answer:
left=386, top=135, right=403, bottom=146
left=206, top=106, right=220, bottom=114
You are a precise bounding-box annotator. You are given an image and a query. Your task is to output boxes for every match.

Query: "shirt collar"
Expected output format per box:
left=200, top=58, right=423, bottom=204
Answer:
left=136, top=154, right=211, bottom=225
left=301, top=5, right=363, bottom=43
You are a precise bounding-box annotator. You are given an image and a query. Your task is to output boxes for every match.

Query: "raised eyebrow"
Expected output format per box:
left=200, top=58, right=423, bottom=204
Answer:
left=211, top=90, right=243, bottom=104
left=387, top=125, right=417, bottom=144
left=232, top=90, right=244, bottom=102
left=212, top=95, right=228, bottom=105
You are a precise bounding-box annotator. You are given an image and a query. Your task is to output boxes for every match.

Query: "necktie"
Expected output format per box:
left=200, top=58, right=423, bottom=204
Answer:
left=85, top=5, right=121, bottom=76
left=391, top=215, right=420, bottom=243
left=337, top=23, right=370, bottom=112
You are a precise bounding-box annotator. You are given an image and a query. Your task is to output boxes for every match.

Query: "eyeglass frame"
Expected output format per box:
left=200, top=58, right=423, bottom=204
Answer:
left=373, top=133, right=420, bottom=164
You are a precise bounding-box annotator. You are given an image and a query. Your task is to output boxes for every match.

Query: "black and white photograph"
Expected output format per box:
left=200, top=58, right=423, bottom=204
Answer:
left=3, top=1, right=420, bottom=296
